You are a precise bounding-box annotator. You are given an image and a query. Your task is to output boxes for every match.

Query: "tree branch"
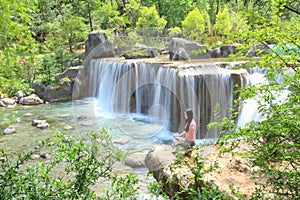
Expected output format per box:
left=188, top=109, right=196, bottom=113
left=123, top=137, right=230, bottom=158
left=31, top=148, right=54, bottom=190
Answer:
left=281, top=4, right=300, bottom=15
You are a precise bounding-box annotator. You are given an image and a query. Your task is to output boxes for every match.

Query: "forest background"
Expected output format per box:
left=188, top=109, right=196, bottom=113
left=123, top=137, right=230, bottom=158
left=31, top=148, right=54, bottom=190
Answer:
left=0, top=0, right=298, bottom=96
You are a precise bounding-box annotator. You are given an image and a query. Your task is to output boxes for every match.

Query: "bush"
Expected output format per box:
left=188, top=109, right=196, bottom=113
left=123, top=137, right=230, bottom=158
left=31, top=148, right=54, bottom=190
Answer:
left=182, top=8, right=205, bottom=41
left=0, top=129, right=139, bottom=199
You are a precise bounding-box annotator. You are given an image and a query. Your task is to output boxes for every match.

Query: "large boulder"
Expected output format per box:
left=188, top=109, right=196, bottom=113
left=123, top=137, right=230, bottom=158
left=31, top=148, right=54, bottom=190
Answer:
left=82, top=30, right=115, bottom=66
left=32, top=81, right=73, bottom=103
left=19, top=94, right=43, bottom=105
left=172, top=47, right=190, bottom=61
left=55, top=66, right=82, bottom=83
left=144, top=145, right=175, bottom=178
left=0, top=98, right=16, bottom=107
left=85, top=30, right=108, bottom=56
left=31, top=82, right=45, bottom=99
left=220, top=44, right=238, bottom=57
left=125, top=152, right=148, bottom=168
left=169, top=38, right=210, bottom=60
left=43, top=81, right=73, bottom=102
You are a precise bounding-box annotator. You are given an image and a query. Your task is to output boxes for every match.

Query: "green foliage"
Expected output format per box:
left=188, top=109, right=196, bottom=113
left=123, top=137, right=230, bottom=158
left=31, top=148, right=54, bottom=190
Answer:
left=0, top=0, right=39, bottom=96
left=182, top=8, right=206, bottom=41
left=211, top=1, right=300, bottom=199
left=136, top=5, right=167, bottom=32
left=93, top=1, right=126, bottom=32
left=47, top=15, right=87, bottom=53
left=229, top=11, right=249, bottom=34
left=103, top=173, right=139, bottom=199
left=213, top=6, right=231, bottom=36
left=0, top=129, right=139, bottom=199
left=168, top=27, right=183, bottom=38
left=37, top=48, right=73, bottom=85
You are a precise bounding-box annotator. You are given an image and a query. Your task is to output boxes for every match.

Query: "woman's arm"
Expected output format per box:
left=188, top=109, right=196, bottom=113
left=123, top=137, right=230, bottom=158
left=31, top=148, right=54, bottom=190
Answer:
left=173, top=131, right=185, bottom=137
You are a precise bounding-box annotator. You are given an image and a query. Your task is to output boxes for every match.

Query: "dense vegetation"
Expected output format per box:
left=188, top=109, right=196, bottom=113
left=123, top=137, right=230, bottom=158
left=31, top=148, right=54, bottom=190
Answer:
left=1, top=0, right=299, bottom=96
left=0, top=0, right=299, bottom=199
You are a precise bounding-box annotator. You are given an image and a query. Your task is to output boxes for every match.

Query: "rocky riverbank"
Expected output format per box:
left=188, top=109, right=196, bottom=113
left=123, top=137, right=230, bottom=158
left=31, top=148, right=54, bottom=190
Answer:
left=144, top=142, right=264, bottom=199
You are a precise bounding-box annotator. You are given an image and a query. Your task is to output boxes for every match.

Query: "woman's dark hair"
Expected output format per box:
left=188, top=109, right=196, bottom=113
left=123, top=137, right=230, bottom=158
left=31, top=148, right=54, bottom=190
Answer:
left=184, top=109, right=193, bottom=132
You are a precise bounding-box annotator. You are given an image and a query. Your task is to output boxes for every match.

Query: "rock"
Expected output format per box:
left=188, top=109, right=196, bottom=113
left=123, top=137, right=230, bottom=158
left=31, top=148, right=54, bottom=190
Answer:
left=19, top=94, right=43, bottom=105
left=31, top=154, right=41, bottom=160
left=122, top=44, right=158, bottom=59
left=145, top=145, right=190, bottom=197
left=55, top=66, right=82, bottom=84
left=80, top=120, right=94, bottom=126
left=4, top=126, right=16, bottom=134
left=43, top=81, right=73, bottom=102
left=169, top=37, right=210, bottom=60
left=220, top=44, right=238, bottom=57
left=31, top=82, right=45, bottom=99
left=32, top=120, right=46, bottom=126
left=32, top=80, right=73, bottom=103
left=211, top=47, right=221, bottom=58
left=85, top=30, right=108, bottom=55
left=17, top=90, right=24, bottom=99
left=171, top=47, right=190, bottom=61
left=36, top=122, right=50, bottom=129
left=77, top=115, right=88, bottom=120
left=82, top=30, right=115, bottom=66
left=0, top=157, right=7, bottom=162
left=64, top=125, right=73, bottom=130
left=112, top=136, right=132, bottom=144
left=32, top=120, right=49, bottom=129
left=0, top=101, right=5, bottom=107
left=23, top=113, right=34, bottom=117
left=40, top=153, right=51, bottom=159
left=0, top=98, right=16, bottom=107
left=145, top=143, right=260, bottom=198
left=145, top=145, right=175, bottom=173
left=125, top=152, right=148, bottom=168
left=246, top=42, right=271, bottom=57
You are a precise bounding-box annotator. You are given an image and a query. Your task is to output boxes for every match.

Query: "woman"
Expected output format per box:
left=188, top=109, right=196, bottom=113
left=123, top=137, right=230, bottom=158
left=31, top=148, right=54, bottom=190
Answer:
left=173, top=109, right=196, bottom=148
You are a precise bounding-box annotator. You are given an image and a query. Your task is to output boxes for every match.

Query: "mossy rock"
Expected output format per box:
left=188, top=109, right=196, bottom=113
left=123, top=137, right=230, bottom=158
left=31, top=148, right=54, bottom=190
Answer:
left=122, top=48, right=151, bottom=59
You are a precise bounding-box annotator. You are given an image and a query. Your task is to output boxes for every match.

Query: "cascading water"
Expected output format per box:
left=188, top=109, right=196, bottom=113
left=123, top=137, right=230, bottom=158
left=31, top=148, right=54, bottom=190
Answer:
left=237, top=69, right=292, bottom=127
left=237, top=73, right=266, bottom=127
left=88, top=59, right=242, bottom=140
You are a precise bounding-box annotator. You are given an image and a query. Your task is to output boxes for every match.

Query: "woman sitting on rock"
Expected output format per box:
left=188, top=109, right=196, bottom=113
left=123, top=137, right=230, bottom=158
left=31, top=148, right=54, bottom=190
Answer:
left=173, top=108, right=196, bottom=148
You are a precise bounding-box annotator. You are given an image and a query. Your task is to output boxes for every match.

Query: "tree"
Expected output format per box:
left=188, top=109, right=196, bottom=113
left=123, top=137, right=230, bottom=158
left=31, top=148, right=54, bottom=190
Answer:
left=182, top=8, right=206, bottom=41
left=213, top=6, right=231, bottom=36
left=0, top=0, right=39, bottom=96
left=136, top=5, right=167, bottom=36
left=213, top=1, right=300, bottom=199
left=48, top=15, right=87, bottom=53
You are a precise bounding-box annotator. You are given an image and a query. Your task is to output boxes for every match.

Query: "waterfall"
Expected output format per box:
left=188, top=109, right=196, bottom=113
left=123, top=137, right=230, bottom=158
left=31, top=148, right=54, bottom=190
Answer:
left=88, top=59, right=239, bottom=139
left=237, top=69, right=292, bottom=127
left=237, top=73, right=266, bottom=127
